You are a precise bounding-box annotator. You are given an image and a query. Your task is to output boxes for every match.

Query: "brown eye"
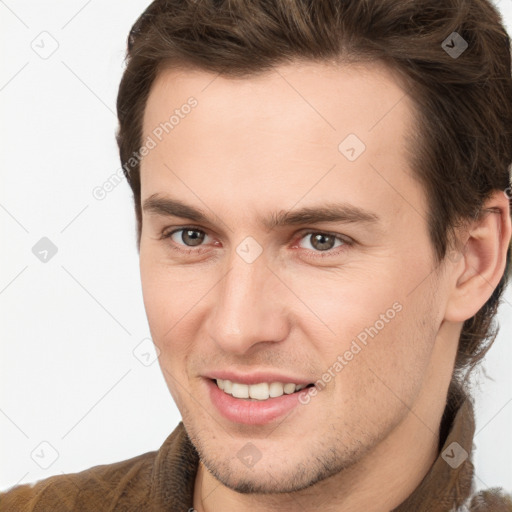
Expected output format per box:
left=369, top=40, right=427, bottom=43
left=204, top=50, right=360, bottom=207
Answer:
left=299, top=232, right=344, bottom=252
left=169, top=228, right=208, bottom=247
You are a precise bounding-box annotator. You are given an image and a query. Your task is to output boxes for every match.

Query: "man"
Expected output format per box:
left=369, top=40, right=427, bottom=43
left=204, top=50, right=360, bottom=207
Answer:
left=2, top=0, right=512, bottom=510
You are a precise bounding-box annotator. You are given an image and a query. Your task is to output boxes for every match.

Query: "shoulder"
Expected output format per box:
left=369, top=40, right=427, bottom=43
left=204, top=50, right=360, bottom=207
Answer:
left=0, top=450, right=157, bottom=512
left=466, top=488, right=512, bottom=511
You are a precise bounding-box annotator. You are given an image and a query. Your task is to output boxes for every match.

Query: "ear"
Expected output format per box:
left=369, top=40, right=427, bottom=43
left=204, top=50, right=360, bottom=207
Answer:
left=444, top=189, right=511, bottom=323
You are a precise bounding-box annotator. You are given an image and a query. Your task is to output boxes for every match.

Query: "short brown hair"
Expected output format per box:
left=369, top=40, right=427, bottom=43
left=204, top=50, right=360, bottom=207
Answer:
left=116, top=0, right=512, bottom=391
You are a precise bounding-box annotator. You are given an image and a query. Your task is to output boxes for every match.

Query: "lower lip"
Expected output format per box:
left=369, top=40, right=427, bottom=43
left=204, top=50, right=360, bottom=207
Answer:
left=206, top=379, right=309, bottom=425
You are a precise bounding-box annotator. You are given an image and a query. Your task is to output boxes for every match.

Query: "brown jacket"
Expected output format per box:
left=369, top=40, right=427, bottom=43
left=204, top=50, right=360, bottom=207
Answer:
left=1, top=392, right=511, bottom=511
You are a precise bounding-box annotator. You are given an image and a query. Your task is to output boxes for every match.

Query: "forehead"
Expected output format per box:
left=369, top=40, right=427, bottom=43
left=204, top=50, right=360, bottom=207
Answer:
left=140, top=59, right=424, bottom=228
left=143, top=59, right=413, bottom=143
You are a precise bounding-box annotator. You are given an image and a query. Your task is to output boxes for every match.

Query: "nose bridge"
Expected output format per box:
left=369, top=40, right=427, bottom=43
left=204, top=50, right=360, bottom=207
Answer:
left=208, top=246, right=287, bottom=353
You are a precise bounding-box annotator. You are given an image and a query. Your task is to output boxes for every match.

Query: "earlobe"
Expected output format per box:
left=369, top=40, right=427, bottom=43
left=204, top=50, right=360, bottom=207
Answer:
left=444, top=191, right=511, bottom=323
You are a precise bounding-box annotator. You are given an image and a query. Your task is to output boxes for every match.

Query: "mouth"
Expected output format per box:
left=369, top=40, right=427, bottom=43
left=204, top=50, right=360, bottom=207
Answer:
left=212, top=378, right=315, bottom=401
left=204, top=374, right=318, bottom=425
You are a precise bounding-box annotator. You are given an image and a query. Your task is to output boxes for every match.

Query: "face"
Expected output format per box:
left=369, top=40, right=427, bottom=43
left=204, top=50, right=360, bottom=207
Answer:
left=139, top=60, right=449, bottom=493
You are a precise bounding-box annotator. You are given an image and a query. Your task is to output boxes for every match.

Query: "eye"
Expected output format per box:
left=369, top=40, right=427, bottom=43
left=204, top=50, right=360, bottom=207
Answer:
left=296, top=231, right=349, bottom=254
left=160, top=227, right=352, bottom=258
left=165, top=228, right=212, bottom=248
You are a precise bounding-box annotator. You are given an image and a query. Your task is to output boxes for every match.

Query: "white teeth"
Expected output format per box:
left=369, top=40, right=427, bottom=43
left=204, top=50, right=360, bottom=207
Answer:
left=231, top=383, right=249, bottom=399
left=249, top=382, right=269, bottom=400
left=283, top=383, right=296, bottom=394
left=269, top=382, right=284, bottom=397
left=215, top=379, right=309, bottom=400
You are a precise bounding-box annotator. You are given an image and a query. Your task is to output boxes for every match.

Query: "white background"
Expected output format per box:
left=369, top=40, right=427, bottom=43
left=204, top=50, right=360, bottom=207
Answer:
left=1, top=0, right=511, bottom=495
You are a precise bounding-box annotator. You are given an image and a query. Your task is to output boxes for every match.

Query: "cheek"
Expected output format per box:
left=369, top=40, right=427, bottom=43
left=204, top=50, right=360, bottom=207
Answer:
left=316, top=310, right=434, bottom=447
left=298, top=268, right=437, bottom=402
left=139, top=254, right=167, bottom=337
left=139, top=257, right=196, bottom=404
left=346, top=295, right=437, bottom=407
left=140, top=244, right=190, bottom=327
left=139, top=249, right=184, bottom=356
left=139, top=248, right=215, bottom=366
left=287, top=265, right=404, bottom=347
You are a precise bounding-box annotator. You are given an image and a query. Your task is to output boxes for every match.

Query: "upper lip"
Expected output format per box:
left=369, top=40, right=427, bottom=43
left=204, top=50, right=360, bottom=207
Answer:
left=203, top=370, right=314, bottom=385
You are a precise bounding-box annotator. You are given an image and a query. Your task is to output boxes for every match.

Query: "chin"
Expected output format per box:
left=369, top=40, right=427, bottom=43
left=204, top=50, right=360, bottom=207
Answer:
left=196, top=440, right=360, bottom=495
left=205, top=462, right=321, bottom=494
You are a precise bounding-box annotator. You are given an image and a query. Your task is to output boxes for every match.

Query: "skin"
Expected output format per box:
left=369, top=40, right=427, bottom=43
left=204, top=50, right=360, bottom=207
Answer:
left=138, top=60, right=511, bottom=512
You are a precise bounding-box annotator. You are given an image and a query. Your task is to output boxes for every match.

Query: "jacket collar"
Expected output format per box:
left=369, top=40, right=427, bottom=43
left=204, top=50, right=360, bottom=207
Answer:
left=392, top=389, right=475, bottom=511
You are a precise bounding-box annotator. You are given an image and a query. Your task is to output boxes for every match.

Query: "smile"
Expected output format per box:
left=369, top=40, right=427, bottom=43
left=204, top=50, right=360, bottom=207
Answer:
left=215, top=379, right=310, bottom=401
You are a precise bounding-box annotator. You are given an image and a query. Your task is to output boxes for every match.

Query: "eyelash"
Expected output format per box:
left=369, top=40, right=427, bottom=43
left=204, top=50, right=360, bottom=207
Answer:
left=159, top=226, right=353, bottom=259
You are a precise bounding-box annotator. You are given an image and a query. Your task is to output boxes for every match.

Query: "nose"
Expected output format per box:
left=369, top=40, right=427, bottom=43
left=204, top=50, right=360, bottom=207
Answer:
left=206, top=250, right=290, bottom=355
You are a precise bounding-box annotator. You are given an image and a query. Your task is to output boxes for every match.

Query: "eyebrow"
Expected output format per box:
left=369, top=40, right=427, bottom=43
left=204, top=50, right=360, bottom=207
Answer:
left=142, top=194, right=381, bottom=230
